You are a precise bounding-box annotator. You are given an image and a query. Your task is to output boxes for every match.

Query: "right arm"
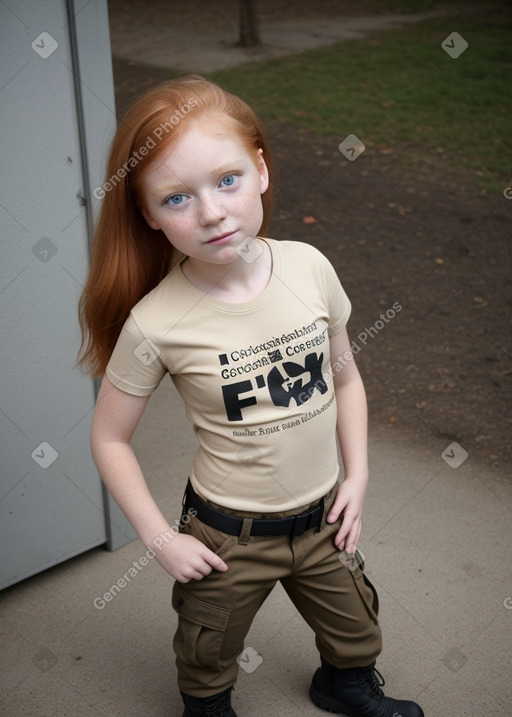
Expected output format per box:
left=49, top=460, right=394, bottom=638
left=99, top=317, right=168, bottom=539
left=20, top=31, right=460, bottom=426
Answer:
left=91, top=376, right=228, bottom=582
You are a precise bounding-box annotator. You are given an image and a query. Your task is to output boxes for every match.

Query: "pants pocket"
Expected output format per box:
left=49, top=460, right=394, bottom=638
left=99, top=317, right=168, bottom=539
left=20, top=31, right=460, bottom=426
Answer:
left=349, top=567, right=380, bottom=625
left=172, top=582, right=232, bottom=670
left=180, top=516, right=236, bottom=560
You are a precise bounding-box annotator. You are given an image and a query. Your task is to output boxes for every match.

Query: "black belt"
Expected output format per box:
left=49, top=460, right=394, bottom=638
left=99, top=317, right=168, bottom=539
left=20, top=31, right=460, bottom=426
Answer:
left=184, top=481, right=325, bottom=537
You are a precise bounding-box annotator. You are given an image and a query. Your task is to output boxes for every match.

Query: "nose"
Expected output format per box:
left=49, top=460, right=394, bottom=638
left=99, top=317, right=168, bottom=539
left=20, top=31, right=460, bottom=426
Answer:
left=198, top=194, right=226, bottom=226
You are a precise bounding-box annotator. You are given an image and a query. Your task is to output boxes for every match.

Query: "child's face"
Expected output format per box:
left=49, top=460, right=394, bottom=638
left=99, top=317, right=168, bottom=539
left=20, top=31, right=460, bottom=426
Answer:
left=139, top=121, right=269, bottom=266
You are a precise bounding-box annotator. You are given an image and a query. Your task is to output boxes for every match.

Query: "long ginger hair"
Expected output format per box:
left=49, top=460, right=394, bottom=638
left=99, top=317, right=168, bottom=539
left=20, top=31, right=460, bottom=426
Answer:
left=78, top=75, right=274, bottom=377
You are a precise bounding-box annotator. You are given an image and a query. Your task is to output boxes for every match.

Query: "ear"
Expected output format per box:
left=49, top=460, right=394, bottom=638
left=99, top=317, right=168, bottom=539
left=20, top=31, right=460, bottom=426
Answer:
left=138, top=202, right=161, bottom=231
left=256, top=148, right=269, bottom=195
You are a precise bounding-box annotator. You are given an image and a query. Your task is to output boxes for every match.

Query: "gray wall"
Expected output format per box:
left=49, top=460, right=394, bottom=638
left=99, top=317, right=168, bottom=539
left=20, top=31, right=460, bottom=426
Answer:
left=0, top=0, right=135, bottom=590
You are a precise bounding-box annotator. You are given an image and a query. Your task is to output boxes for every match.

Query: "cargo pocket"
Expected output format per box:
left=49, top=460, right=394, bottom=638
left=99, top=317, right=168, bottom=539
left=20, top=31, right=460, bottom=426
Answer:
left=172, top=582, right=232, bottom=670
left=349, top=566, right=379, bottom=625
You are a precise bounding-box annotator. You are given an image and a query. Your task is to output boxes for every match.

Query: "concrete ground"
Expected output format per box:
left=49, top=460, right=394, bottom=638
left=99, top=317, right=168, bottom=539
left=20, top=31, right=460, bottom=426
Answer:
left=2, top=4, right=512, bottom=717
left=2, top=381, right=512, bottom=716
left=106, top=0, right=445, bottom=73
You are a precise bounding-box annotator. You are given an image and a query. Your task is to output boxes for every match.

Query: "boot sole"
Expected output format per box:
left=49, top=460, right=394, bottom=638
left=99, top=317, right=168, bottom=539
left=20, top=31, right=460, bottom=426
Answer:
left=309, top=681, right=359, bottom=716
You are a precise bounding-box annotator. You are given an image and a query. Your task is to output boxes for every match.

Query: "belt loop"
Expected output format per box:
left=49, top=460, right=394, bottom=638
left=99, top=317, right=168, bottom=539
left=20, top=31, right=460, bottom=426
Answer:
left=182, top=479, right=190, bottom=511
left=238, top=517, right=253, bottom=545
left=317, top=497, right=326, bottom=532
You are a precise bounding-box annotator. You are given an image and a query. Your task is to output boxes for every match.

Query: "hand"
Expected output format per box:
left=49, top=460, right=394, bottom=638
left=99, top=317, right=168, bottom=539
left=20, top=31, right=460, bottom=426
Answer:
left=152, top=533, right=228, bottom=583
left=326, top=477, right=367, bottom=554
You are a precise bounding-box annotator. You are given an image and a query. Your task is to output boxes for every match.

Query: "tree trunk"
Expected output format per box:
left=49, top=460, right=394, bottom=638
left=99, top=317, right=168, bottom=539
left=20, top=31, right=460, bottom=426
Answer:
left=239, top=0, right=261, bottom=47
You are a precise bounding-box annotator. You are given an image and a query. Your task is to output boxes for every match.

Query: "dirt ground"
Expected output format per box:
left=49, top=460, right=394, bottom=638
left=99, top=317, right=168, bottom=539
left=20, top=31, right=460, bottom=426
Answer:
left=108, top=2, right=511, bottom=478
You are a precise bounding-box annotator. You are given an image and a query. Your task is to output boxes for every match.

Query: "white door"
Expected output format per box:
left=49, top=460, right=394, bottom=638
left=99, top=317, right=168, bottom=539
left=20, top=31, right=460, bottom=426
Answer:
left=0, top=0, right=135, bottom=590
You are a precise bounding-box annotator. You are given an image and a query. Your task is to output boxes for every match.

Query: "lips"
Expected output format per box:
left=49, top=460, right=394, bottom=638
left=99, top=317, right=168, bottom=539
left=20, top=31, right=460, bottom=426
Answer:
left=207, top=231, right=236, bottom=245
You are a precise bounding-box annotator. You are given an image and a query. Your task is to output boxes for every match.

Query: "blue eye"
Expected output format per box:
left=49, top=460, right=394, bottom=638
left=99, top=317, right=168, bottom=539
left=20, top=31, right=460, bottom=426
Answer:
left=166, top=194, right=185, bottom=206
left=220, top=174, right=237, bottom=188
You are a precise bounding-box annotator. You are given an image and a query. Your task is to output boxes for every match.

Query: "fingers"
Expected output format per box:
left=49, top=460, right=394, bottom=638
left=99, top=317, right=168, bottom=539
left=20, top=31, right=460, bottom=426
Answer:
left=189, top=548, right=228, bottom=581
left=334, top=515, right=361, bottom=553
left=171, top=542, right=229, bottom=583
left=334, top=526, right=348, bottom=551
left=178, top=559, right=223, bottom=583
left=327, top=495, right=347, bottom=523
left=327, top=483, right=364, bottom=553
left=207, top=552, right=229, bottom=572
left=345, top=521, right=361, bottom=555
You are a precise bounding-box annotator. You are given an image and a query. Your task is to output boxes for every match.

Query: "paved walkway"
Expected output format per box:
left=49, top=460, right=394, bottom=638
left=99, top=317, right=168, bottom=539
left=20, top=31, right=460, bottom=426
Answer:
left=2, top=5, right=511, bottom=717
left=107, top=1, right=445, bottom=72
left=2, top=380, right=511, bottom=715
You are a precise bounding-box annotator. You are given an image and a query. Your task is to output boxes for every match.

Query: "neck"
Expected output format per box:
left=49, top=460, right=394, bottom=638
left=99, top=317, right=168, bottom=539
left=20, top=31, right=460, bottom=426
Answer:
left=182, top=238, right=272, bottom=303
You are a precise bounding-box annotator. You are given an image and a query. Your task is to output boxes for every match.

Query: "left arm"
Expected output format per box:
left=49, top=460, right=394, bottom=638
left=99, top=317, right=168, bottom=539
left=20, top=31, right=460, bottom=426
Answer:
left=326, top=327, right=369, bottom=554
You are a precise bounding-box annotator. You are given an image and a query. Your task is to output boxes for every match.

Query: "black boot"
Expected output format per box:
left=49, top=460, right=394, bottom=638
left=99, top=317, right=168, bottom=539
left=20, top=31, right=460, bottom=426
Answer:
left=310, top=658, right=424, bottom=717
left=181, top=687, right=237, bottom=717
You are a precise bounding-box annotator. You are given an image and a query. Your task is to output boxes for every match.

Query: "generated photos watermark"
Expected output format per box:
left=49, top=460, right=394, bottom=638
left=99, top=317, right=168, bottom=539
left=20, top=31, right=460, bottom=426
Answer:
left=441, top=646, right=467, bottom=673
left=32, top=646, right=59, bottom=673
left=231, top=300, right=403, bottom=460
left=134, top=338, right=161, bottom=367
left=32, top=237, right=58, bottom=263
left=441, top=32, right=468, bottom=59
left=329, top=302, right=403, bottom=376
left=93, top=98, right=198, bottom=199
left=338, top=134, right=366, bottom=161
left=441, top=442, right=468, bottom=469
left=31, top=441, right=58, bottom=469
left=31, top=32, right=58, bottom=59
left=93, top=508, right=197, bottom=610
left=236, top=236, right=263, bottom=263
left=339, top=547, right=366, bottom=571
left=237, top=646, right=264, bottom=674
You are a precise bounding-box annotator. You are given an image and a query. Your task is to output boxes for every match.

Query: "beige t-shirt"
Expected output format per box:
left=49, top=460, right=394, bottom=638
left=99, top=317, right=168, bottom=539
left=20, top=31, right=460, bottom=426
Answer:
left=106, top=238, right=351, bottom=512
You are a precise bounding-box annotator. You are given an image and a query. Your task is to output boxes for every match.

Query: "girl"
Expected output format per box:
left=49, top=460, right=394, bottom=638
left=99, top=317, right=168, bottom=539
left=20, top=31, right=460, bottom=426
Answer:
left=79, top=75, right=423, bottom=717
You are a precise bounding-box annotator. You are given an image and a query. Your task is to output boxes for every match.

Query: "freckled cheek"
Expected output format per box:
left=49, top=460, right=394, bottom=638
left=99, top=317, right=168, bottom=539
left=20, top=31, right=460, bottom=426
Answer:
left=242, top=191, right=264, bottom=224
left=160, top=214, right=195, bottom=241
left=236, top=191, right=262, bottom=217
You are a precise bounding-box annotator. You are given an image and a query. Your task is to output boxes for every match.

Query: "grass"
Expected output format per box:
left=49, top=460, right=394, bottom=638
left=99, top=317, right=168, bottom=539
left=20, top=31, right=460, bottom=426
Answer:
left=207, top=7, right=512, bottom=192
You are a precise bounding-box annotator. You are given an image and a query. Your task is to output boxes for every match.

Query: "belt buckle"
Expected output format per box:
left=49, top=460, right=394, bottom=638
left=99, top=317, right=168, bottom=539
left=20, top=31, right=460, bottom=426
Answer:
left=291, top=499, right=324, bottom=537
left=291, top=510, right=313, bottom=537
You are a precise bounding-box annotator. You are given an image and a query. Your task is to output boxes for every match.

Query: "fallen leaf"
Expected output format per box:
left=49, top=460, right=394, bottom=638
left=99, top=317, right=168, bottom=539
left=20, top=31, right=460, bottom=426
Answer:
left=302, top=215, right=317, bottom=224
left=473, top=296, right=487, bottom=307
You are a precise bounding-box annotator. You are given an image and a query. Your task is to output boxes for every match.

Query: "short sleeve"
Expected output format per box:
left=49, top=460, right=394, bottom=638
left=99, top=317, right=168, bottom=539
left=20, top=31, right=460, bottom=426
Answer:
left=105, top=312, right=167, bottom=396
left=322, top=256, right=352, bottom=336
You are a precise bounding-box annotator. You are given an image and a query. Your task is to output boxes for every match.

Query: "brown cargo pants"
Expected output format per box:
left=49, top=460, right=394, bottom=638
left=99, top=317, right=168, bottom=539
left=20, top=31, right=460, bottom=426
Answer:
left=172, top=482, right=382, bottom=698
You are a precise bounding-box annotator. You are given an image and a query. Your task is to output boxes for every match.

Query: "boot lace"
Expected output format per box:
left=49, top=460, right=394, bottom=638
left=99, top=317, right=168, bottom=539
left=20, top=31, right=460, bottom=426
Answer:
left=203, top=689, right=232, bottom=716
left=360, top=664, right=386, bottom=700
